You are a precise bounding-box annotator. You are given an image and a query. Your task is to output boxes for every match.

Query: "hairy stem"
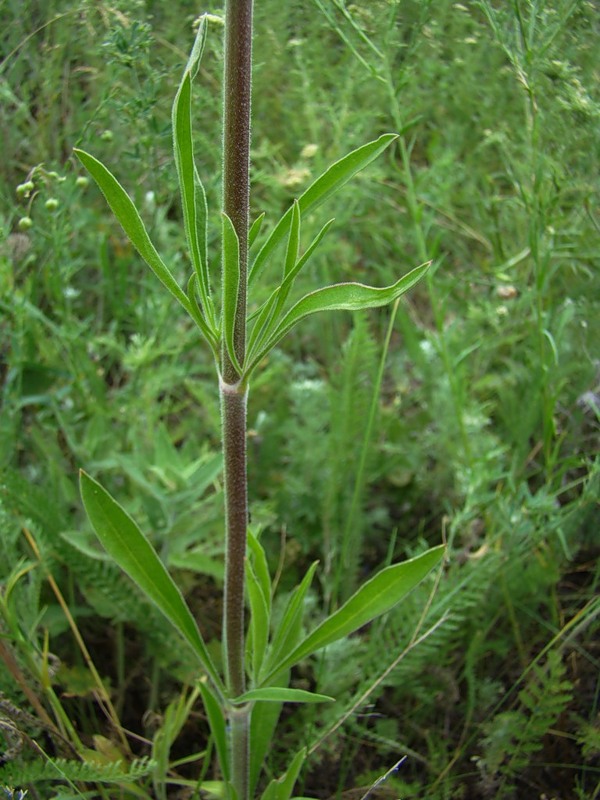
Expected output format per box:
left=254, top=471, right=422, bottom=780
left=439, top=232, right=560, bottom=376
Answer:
left=222, top=0, right=253, bottom=383
left=221, top=380, right=248, bottom=698
left=221, top=2, right=253, bottom=798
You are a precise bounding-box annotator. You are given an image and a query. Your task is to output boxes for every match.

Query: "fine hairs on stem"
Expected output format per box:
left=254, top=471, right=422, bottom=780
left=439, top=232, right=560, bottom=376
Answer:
left=221, top=3, right=253, bottom=797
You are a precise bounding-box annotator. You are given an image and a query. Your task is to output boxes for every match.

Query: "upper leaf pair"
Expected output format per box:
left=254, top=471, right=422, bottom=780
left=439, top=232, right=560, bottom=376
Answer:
left=75, top=26, right=429, bottom=381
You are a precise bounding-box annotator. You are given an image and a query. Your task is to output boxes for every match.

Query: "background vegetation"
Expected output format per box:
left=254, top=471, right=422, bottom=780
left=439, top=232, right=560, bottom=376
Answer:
left=0, top=1, right=598, bottom=798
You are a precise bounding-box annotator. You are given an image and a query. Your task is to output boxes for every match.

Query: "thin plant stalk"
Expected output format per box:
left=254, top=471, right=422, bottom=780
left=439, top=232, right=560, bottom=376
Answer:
left=221, top=2, right=253, bottom=799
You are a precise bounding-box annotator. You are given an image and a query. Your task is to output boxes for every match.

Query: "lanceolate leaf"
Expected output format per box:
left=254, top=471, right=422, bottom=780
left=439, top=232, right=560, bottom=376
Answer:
left=250, top=133, right=398, bottom=284
left=262, top=545, right=445, bottom=684
left=247, top=529, right=272, bottom=615
left=246, top=559, right=270, bottom=681
left=260, top=748, right=307, bottom=800
left=247, top=218, right=335, bottom=364
left=249, top=212, right=266, bottom=249
left=221, top=213, right=243, bottom=374
left=73, top=149, right=191, bottom=314
left=182, top=14, right=208, bottom=79
left=186, top=274, right=220, bottom=359
left=248, top=262, right=430, bottom=374
left=173, top=71, right=213, bottom=324
left=79, top=471, right=223, bottom=694
left=233, top=688, right=334, bottom=704
left=284, top=200, right=301, bottom=279
left=198, top=681, right=230, bottom=783
left=262, top=561, right=319, bottom=682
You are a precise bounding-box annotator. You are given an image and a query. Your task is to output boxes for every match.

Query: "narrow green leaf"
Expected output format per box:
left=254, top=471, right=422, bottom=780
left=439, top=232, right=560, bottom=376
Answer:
left=182, top=14, right=208, bottom=79
left=79, top=471, right=223, bottom=693
left=186, top=274, right=220, bottom=360
left=247, top=219, right=335, bottom=366
left=172, top=55, right=215, bottom=331
left=246, top=287, right=281, bottom=359
left=250, top=134, right=397, bottom=284
left=247, top=529, right=272, bottom=614
left=195, top=174, right=210, bottom=300
left=282, top=218, right=334, bottom=290
left=198, top=681, right=230, bottom=783
left=246, top=560, right=270, bottom=682
left=263, top=545, right=444, bottom=683
left=221, top=213, right=243, bottom=374
left=249, top=262, right=430, bottom=374
left=284, top=200, right=301, bottom=278
left=262, top=562, right=319, bottom=682
left=73, top=149, right=190, bottom=313
left=249, top=212, right=266, bottom=249
left=249, top=668, right=289, bottom=796
left=234, top=688, right=334, bottom=704
left=260, top=748, right=307, bottom=800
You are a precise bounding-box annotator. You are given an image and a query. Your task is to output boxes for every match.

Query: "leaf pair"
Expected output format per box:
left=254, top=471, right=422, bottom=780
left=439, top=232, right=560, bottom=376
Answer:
left=243, top=135, right=431, bottom=376
left=80, top=469, right=444, bottom=695
left=76, top=121, right=429, bottom=381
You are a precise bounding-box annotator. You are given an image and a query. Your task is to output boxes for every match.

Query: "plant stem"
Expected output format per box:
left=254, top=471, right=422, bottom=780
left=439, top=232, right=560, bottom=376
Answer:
left=221, top=2, right=253, bottom=798
left=221, top=380, right=249, bottom=698
left=222, top=0, right=253, bottom=383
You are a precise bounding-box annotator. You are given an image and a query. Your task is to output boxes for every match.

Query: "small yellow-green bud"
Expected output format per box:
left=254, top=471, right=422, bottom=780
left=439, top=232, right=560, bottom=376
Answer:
left=100, top=129, right=114, bottom=142
left=45, top=197, right=59, bottom=211
left=16, top=180, right=35, bottom=197
left=76, top=176, right=89, bottom=189
left=18, top=216, right=33, bottom=231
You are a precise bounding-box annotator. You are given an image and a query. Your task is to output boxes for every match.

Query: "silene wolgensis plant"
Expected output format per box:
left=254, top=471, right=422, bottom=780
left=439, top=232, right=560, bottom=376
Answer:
left=74, top=7, right=445, bottom=800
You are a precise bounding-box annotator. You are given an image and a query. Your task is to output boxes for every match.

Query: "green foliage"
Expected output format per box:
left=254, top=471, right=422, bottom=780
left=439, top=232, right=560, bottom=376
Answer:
left=0, top=757, right=155, bottom=790
left=476, top=650, right=574, bottom=797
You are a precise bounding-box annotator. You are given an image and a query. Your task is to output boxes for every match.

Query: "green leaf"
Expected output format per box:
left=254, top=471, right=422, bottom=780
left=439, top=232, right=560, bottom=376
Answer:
left=249, top=262, right=430, bottom=374
left=221, top=213, right=243, bottom=374
left=173, top=72, right=214, bottom=326
left=246, top=287, right=281, bottom=361
left=181, top=14, right=208, bottom=79
left=246, top=559, right=270, bottom=682
left=186, top=274, right=220, bottom=359
left=247, top=218, right=335, bottom=365
left=172, top=21, right=216, bottom=334
left=233, top=688, right=334, bottom=704
left=249, top=212, right=266, bottom=249
left=249, top=668, right=289, bottom=796
left=198, top=681, right=230, bottom=784
left=247, top=529, right=272, bottom=614
left=284, top=200, right=301, bottom=278
left=79, top=471, right=223, bottom=694
left=250, top=134, right=397, bottom=285
left=260, top=748, right=307, bottom=800
left=263, top=545, right=444, bottom=684
left=262, top=562, right=319, bottom=682
left=73, top=149, right=191, bottom=314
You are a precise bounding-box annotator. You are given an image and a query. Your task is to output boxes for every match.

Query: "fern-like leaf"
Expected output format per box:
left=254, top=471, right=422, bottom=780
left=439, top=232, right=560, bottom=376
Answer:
left=0, top=756, right=155, bottom=787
